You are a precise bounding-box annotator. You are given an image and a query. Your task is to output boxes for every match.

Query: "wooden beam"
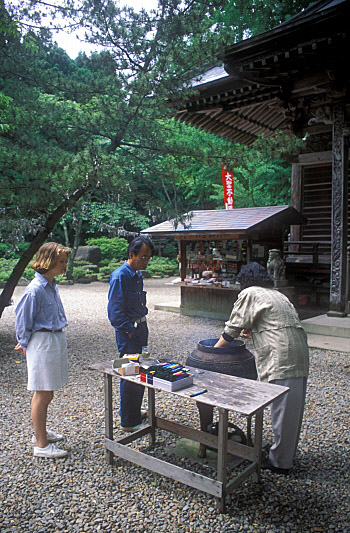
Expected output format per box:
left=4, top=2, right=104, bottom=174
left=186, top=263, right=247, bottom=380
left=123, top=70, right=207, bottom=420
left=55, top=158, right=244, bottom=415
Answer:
left=174, top=233, right=247, bottom=241
left=105, top=438, right=223, bottom=498
left=297, top=151, right=333, bottom=165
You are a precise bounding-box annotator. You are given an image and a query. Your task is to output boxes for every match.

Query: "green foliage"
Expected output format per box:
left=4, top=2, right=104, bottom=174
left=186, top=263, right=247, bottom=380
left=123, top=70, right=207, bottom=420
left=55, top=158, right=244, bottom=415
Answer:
left=146, top=257, right=178, bottom=277
left=162, top=241, right=178, bottom=260
left=85, top=202, right=150, bottom=236
left=71, top=266, right=88, bottom=281
left=0, top=1, right=230, bottom=255
left=0, top=258, right=35, bottom=282
left=0, top=259, right=16, bottom=282
left=0, top=91, right=13, bottom=133
left=0, top=0, right=310, bottom=296
left=0, top=241, right=30, bottom=258
left=207, top=132, right=305, bottom=208
left=55, top=274, right=68, bottom=283
left=86, top=237, right=129, bottom=265
left=73, top=260, right=94, bottom=267
left=23, top=266, right=36, bottom=281
left=98, top=262, right=123, bottom=277
left=213, top=0, right=316, bottom=42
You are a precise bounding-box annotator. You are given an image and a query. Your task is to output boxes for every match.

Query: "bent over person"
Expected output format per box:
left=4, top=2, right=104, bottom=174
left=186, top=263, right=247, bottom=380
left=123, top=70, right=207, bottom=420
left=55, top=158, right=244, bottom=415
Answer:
left=15, top=242, right=71, bottom=459
left=107, top=235, right=154, bottom=432
left=214, top=262, right=309, bottom=475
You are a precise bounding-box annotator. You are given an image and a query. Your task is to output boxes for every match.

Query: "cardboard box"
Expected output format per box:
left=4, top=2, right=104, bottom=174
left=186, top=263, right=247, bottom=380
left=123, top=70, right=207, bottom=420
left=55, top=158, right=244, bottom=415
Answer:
left=117, top=363, right=139, bottom=376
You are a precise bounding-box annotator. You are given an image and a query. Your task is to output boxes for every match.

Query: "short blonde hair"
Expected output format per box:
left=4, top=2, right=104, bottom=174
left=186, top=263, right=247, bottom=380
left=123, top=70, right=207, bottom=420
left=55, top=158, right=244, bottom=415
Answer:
left=31, top=242, right=71, bottom=273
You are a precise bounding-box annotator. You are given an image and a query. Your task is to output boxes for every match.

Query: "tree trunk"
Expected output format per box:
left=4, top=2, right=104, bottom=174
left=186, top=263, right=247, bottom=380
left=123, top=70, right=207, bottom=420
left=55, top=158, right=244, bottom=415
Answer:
left=62, top=219, right=70, bottom=247
left=66, top=218, right=82, bottom=280
left=0, top=186, right=89, bottom=318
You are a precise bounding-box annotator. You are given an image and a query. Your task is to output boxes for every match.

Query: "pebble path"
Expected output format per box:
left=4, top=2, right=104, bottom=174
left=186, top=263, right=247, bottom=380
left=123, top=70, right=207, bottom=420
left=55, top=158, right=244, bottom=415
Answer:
left=0, top=278, right=349, bottom=532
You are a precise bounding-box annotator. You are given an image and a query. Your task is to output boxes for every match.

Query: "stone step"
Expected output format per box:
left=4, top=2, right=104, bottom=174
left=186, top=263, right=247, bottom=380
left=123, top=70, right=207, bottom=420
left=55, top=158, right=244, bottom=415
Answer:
left=301, top=314, right=350, bottom=338
left=154, top=302, right=180, bottom=313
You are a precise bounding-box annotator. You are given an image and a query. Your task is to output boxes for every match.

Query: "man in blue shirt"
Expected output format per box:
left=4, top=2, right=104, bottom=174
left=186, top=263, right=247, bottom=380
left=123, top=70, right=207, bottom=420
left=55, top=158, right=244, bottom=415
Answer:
left=107, top=235, right=154, bottom=431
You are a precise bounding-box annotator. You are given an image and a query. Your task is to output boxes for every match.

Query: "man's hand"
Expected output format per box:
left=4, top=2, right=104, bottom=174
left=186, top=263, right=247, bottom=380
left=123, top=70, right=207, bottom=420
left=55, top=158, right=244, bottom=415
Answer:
left=214, top=336, right=230, bottom=348
left=241, top=329, right=251, bottom=338
left=14, top=342, right=26, bottom=356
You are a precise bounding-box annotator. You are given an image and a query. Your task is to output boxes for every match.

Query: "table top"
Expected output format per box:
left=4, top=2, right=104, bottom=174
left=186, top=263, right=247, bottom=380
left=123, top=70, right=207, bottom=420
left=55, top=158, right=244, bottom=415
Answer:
left=90, top=360, right=288, bottom=416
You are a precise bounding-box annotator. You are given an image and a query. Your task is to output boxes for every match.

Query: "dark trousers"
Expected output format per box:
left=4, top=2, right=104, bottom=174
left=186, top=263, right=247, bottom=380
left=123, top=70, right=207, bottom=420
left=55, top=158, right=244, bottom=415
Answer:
left=115, top=322, right=148, bottom=427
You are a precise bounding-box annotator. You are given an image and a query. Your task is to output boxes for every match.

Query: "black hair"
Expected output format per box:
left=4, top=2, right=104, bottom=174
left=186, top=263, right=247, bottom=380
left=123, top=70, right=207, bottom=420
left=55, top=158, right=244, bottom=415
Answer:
left=128, top=235, right=155, bottom=256
left=237, top=262, right=274, bottom=290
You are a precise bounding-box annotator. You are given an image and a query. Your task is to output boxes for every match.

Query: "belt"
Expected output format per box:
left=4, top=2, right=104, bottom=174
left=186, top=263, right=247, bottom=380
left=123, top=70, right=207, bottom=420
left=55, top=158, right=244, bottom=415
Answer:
left=134, top=316, right=147, bottom=325
left=39, top=328, right=63, bottom=333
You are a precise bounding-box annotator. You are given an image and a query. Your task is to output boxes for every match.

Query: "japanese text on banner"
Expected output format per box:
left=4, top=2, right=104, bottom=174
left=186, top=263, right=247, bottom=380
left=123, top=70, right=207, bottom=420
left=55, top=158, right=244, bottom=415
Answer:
left=221, top=166, right=234, bottom=210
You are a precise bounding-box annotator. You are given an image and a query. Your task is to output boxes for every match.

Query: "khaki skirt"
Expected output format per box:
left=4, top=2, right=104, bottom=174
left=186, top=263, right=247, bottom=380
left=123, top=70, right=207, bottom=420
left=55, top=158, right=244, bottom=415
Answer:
left=26, top=331, right=68, bottom=391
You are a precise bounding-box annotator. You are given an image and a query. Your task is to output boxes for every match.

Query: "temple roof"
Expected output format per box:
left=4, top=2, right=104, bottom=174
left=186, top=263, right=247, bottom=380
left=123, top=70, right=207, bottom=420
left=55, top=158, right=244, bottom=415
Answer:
left=174, top=0, right=350, bottom=145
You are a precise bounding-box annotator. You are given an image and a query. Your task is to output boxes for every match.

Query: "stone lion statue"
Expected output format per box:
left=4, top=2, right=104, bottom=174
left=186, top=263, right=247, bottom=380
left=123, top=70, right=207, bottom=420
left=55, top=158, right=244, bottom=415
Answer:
left=267, top=249, right=286, bottom=287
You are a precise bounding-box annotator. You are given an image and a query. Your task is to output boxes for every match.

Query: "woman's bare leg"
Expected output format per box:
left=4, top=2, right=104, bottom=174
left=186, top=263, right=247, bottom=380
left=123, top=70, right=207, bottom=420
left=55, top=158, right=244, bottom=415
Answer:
left=31, top=390, right=54, bottom=448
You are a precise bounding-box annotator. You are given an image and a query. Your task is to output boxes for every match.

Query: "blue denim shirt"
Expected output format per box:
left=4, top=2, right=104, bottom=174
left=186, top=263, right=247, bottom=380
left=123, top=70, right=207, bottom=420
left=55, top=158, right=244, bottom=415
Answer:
left=107, top=261, right=147, bottom=336
left=15, top=273, right=68, bottom=349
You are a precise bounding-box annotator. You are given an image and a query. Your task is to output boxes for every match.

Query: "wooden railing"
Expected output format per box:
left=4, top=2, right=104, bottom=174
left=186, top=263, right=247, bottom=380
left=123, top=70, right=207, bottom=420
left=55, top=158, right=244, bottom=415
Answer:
left=283, top=241, right=331, bottom=264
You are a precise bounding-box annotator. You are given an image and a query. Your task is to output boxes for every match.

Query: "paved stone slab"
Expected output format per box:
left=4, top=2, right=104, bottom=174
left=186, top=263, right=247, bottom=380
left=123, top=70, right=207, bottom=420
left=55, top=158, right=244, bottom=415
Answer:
left=306, top=333, right=350, bottom=352
left=302, top=313, right=350, bottom=338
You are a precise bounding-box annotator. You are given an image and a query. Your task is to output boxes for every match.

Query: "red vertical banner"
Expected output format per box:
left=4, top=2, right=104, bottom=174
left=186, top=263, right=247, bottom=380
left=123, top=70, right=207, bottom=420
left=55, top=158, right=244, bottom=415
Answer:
left=221, top=165, right=234, bottom=209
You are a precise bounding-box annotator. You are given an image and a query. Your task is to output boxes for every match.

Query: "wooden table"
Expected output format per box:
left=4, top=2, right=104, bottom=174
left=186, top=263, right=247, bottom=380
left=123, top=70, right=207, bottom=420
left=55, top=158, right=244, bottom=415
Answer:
left=89, top=361, right=288, bottom=512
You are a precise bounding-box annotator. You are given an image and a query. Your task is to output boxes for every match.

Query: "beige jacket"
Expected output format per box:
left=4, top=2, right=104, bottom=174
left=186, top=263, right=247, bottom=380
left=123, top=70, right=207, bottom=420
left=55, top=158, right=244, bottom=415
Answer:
left=224, top=286, right=309, bottom=382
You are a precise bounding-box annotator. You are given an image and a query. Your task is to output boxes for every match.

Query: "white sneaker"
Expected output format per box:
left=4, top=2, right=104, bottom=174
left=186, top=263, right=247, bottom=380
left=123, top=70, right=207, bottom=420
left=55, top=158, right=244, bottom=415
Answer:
left=33, top=443, right=68, bottom=458
left=32, top=429, right=64, bottom=445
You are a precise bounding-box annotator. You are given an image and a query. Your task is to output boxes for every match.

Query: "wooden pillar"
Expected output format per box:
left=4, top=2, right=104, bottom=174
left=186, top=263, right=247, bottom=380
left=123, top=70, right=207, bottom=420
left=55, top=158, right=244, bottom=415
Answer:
left=180, top=239, right=187, bottom=280
left=328, top=102, right=349, bottom=317
left=216, top=407, right=228, bottom=513
left=104, top=374, right=114, bottom=465
left=290, top=164, right=302, bottom=245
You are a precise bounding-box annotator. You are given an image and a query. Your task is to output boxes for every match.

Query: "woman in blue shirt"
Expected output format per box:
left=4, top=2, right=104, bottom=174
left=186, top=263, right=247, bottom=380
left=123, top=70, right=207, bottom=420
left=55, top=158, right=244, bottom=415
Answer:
left=15, top=242, right=71, bottom=459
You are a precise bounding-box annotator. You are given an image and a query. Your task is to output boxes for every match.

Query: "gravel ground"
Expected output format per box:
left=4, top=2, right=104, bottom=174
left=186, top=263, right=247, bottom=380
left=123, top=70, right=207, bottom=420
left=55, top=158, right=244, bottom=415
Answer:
left=0, top=278, right=349, bottom=532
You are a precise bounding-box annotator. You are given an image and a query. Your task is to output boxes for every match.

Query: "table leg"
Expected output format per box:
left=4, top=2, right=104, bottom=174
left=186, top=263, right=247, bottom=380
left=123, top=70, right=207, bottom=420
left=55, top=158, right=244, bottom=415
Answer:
left=252, top=408, right=263, bottom=482
left=246, top=416, right=253, bottom=446
left=104, top=373, right=114, bottom=465
left=197, top=402, right=214, bottom=458
left=148, top=387, right=156, bottom=445
left=216, top=407, right=228, bottom=513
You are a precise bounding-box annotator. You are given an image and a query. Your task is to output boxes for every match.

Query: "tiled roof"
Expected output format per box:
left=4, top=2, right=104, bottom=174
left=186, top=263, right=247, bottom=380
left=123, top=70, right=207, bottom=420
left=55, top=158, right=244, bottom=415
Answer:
left=141, top=205, right=306, bottom=236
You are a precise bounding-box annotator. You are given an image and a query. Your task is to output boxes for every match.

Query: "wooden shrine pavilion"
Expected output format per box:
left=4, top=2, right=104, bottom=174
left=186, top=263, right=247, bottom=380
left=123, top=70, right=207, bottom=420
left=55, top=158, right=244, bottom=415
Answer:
left=173, top=0, right=350, bottom=316
left=142, top=205, right=306, bottom=319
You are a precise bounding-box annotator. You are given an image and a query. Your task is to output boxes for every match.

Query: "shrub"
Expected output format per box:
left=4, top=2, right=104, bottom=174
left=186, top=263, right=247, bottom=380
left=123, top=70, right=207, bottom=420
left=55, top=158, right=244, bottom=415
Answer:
left=73, top=260, right=94, bottom=267
left=86, top=237, right=128, bottom=266
left=0, top=244, right=11, bottom=258
left=0, top=258, right=15, bottom=282
left=99, top=262, right=123, bottom=277
left=55, top=274, right=67, bottom=283
left=0, top=242, right=29, bottom=258
left=72, top=266, right=89, bottom=281
left=162, top=241, right=178, bottom=259
left=146, top=257, right=178, bottom=277
left=0, top=258, right=35, bottom=283
left=23, top=266, right=35, bottom=281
